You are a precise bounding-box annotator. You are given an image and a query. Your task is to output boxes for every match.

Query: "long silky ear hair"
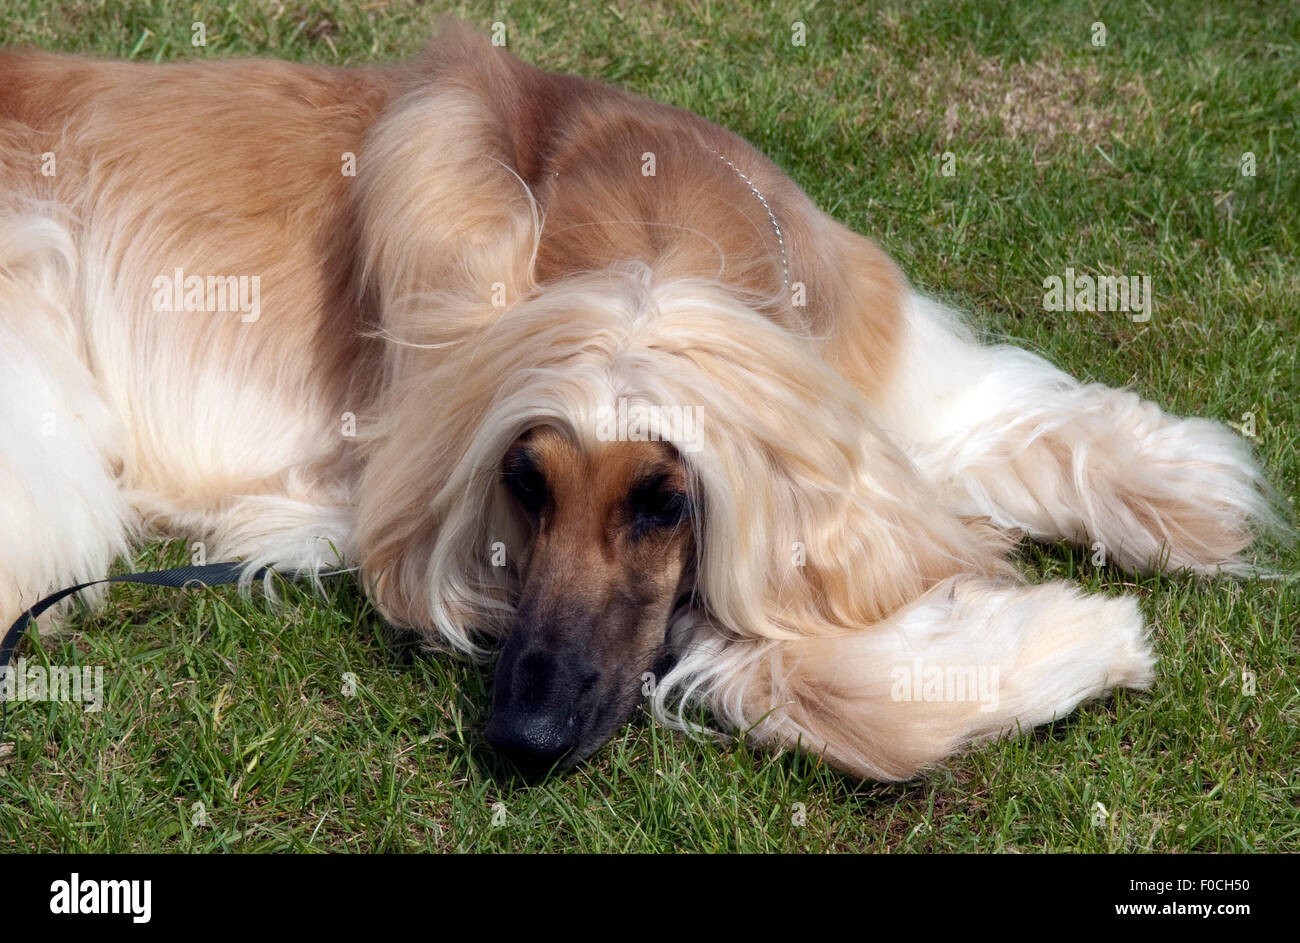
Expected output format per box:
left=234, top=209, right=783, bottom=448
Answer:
left=351, top=64, right=544, bottom=654
left=634, top=280, right=1016, bottom=644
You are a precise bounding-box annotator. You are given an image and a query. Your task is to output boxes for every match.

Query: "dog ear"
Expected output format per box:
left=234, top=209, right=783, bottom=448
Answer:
left=637, top=284, right=1013, bottom=641
left=354, top=346, right=524, bottom=654
left=690, top=367, right=1015, bottom=641
left=353, top=46, right=544, bottom=650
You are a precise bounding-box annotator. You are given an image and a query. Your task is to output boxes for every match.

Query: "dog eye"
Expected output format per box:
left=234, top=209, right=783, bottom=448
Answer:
left=502, top=453, right=547, bottom=513
left=629, top=481, right=689, bottom=532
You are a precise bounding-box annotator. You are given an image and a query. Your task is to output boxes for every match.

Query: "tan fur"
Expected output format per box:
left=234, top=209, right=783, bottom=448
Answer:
left=0, top=49, right=390, bottom=526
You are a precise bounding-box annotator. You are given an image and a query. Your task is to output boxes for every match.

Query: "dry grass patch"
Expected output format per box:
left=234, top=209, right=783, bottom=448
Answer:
left=859, top=48, right=1154, bottom=154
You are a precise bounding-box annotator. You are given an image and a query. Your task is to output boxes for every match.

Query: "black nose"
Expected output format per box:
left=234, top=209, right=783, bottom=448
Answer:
left=485, top=711, right=577, bottom=772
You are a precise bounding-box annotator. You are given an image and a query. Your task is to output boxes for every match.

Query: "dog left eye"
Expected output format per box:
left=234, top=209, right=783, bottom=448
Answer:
left=629, top=483, right=688, bottom=531
left=501, top=451, right=547, bottom=515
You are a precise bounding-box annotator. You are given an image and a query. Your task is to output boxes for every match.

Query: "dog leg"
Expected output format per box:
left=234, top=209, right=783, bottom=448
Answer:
left=141, top=489, right=356, bottom=582
left=873, top=293, right=1283, bottom=573
left=662, top=576, right=1153, bottom=781
left=0, top=212, right=134, bottom=627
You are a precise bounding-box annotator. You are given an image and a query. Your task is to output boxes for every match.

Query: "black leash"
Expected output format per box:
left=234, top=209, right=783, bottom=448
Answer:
left=0, top=561, right=337, bottom=743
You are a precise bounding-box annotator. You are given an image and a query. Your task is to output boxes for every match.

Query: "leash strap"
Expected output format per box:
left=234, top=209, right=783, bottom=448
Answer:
left=0, top=561, right=323, bottom=740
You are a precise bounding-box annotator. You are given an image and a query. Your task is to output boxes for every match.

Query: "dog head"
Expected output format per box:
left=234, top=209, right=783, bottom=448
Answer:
left=483, top=426, right=695, bottom=770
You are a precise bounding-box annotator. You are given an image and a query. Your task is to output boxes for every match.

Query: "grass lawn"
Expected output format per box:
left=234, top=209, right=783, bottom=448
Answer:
left=0, top=0, right=1296, bottom=852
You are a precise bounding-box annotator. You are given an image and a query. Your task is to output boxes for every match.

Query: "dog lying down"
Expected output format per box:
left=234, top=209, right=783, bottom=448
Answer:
left=0, top=23, right=1284, bottom=779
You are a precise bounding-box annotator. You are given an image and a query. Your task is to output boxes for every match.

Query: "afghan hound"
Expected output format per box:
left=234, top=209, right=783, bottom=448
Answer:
left=0, top=24, right=1283, bottom=779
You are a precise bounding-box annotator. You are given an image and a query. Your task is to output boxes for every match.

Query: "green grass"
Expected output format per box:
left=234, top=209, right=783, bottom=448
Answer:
left=1, top=0, right=1296, bottom=852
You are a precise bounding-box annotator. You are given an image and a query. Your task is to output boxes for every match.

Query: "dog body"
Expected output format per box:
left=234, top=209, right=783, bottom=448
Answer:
left=0, top=28, right=1280, bottom=778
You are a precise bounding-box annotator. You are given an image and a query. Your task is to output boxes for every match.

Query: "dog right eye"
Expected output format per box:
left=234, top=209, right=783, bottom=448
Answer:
left=502, top=453, right=547, bottom=514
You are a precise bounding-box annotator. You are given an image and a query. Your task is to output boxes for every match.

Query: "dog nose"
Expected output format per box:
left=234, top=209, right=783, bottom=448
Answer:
left=485, top=711, right=576, bottom=772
